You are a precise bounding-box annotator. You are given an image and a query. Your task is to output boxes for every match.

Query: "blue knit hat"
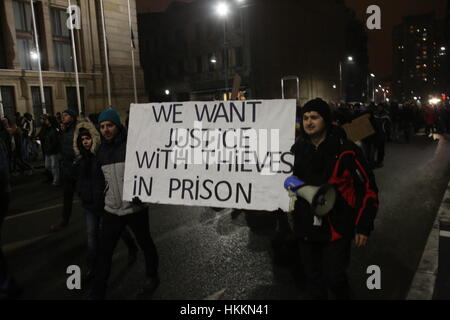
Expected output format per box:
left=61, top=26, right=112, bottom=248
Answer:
left=63, top=109, right=77, bottom=119
left=98, top=109, right=121, bottom=127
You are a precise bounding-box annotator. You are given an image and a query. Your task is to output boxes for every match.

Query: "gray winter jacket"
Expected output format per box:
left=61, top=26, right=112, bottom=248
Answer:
left=96, top=126, right=147, bottom=216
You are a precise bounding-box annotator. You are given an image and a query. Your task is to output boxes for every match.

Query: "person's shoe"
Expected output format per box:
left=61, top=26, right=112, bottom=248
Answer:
left=50, top=220, right=68, bottom=232
left=137, top=275, right=160, bottom=297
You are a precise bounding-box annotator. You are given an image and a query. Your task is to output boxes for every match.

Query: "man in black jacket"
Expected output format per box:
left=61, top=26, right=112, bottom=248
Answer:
left=50, top=109, right=78, bottom=231
left=42, top=116, right=62, bottom=185
left=291, top=98, right=378, bottom=300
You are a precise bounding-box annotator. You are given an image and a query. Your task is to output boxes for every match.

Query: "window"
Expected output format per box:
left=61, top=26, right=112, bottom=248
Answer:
left=13, top=0, right=40, bottom=70
left=235, top=47, right=243, bottom=67
left=195, top=23, right=202, bottom=41
left=0, top=86, right=16, bottom=120
left=31, top=87, right=53, bottom=121
left=51, top=7, right=75, bottom=72
left=66, top=87, right=85, bottom=114
left=175, top=28, right=184, bottom=43
left=196, top=56, right=203, bottom=73
left=178, top=60, right=185, bottom=76
left=233, top=13, right=242, bottom=31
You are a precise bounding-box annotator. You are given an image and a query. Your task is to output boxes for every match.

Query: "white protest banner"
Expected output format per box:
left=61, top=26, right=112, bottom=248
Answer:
left=123, top=100, right=296, bottom=211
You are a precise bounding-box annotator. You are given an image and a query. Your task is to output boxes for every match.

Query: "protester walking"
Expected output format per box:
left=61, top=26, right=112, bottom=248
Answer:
left=289, top=98, right=379, bottom=300
left=90, top=109, right=159, bottom=300
left=50, top=110, right=78, bottom=231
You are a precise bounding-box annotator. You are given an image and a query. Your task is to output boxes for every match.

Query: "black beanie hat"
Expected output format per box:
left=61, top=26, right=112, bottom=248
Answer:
left=302, top=98, right=332, bottom=129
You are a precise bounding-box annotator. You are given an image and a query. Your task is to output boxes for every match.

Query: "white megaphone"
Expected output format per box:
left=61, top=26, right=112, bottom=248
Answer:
left=284, top=176, right=336, bottom=217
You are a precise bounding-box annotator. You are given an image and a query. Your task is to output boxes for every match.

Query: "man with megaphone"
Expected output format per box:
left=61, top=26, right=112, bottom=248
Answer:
left=287, top=98, right=378, bottom=300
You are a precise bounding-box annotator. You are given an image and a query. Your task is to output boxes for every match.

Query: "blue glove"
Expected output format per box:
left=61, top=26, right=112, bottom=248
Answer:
left=284, top=176, right=305, bottom=192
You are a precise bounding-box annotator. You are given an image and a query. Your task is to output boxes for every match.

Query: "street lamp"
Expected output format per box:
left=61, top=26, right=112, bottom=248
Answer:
left=30, top=51, right=39, bottom=60
left=370, top=73, right=376, bottom=102
left=215, top=2, right=229, bottom=16
left=339, top=56, right=354, bottom=103
left=165, top=89, right=170, bottom=96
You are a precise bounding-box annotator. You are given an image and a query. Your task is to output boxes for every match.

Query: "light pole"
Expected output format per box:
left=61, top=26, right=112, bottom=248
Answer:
left=216, top=2, right=230, bottom=100
left=370, top=73, right=375, bottom=102
left=339, top=56, right=353, bottom=103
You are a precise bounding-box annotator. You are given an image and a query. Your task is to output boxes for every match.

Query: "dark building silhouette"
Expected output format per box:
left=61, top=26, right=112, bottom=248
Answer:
left=138, top=0, right=369, bottom=104
left=393, top=11, right=449, bottom=101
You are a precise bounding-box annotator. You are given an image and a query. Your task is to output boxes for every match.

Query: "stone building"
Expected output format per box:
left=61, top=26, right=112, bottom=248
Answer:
left=0, top=0, right=146, bottom=122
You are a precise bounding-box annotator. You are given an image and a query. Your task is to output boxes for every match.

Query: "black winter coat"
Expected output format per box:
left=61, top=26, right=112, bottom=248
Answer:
left=75, top=152, right=105, bottom=213
left=291, top=129, right=379, bottom=243
left=42, top=127, right=61, bottom=156
left=60, top=122, right=77, bottom=176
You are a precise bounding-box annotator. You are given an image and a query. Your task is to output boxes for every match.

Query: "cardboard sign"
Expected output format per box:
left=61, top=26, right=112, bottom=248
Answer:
left=123, top=100, right=297, bottom=211
left=342, top=113, right=375, bottom=142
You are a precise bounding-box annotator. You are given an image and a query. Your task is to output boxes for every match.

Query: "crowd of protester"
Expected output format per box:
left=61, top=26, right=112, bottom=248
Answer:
left=0, top=99, right=449, bottom=300
left=327, top=100, right=450, bottom=169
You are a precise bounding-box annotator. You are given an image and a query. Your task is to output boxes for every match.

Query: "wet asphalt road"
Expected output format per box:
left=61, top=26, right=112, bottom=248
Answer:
left=2, top=132, right=450, bottom=300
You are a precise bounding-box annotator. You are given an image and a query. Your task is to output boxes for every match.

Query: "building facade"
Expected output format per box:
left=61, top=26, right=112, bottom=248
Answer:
left=138, top=0, right=369, bottom=105
left=393, top=12, right=449, bottom=102
left=0, top=0, right=146, bottom=122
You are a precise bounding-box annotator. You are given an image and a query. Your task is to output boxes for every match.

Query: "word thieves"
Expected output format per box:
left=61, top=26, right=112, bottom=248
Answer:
left=123, top=100, right=296, bottom=211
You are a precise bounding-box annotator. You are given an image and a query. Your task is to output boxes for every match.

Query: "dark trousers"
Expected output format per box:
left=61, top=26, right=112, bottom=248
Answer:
left=62, top=174, right=77, bottom=223
left=299, top=238, right=352, bottom=300
left=84, top=209, right=137, bottom=268
left=374, top=134, right=385, bottom=165
left=91, top=208, right=159, bottom=299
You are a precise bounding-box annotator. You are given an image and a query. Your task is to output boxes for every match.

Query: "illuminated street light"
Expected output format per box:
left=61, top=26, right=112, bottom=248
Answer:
left=347, top=56, right=354, bottom=62
left=210, top=56, right=217, bottom=64
left=165, top=89, right=170, bottom=95
left=30, top=51, right=39, bottom=60
left=370, top=73, right=375, bottom=78
left=441, top=46, right=446, bottom=51
left=216, top=2, right=229, bottom=17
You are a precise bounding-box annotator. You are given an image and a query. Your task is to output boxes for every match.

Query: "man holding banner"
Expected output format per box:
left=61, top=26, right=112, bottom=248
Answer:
left=90, top=109, right=159, bottom=300
left=290, top=98, right=378, bottom=300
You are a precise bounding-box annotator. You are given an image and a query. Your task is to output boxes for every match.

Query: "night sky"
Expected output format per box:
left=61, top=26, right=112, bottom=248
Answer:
left=136, top=0, right=448, bottom=79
